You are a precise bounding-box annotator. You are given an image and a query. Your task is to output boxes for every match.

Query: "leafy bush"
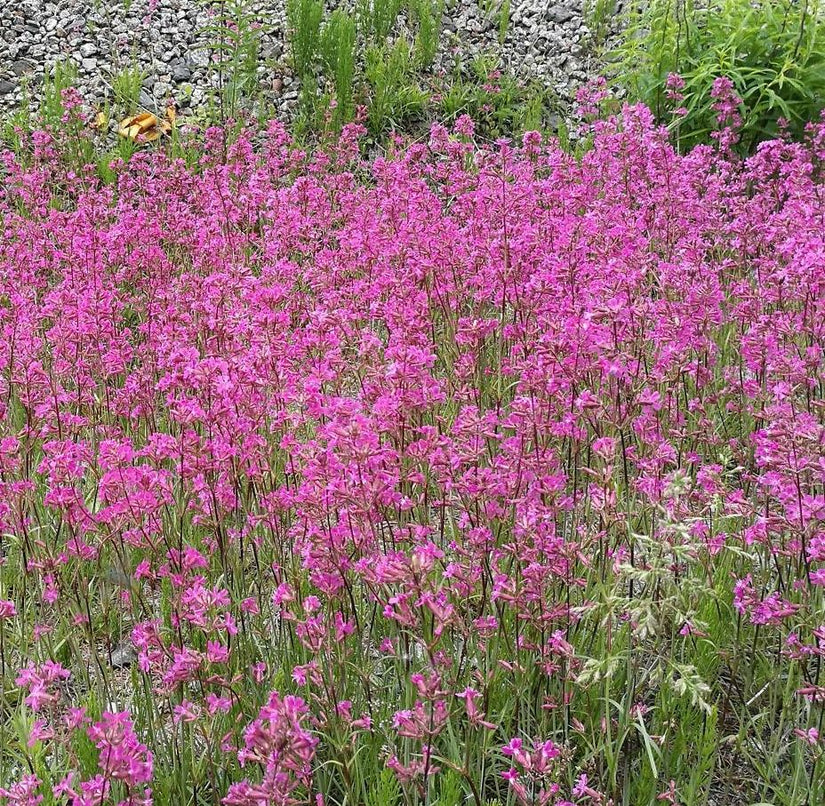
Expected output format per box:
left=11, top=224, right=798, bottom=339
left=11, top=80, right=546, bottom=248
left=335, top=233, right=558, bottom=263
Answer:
left=611, top=0, right=825, bottom=149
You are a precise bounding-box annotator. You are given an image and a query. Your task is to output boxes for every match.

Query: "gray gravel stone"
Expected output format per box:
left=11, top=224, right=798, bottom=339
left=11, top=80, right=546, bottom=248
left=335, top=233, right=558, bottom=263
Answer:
left=11, top=59, right=33, bottom=76
left=0, top=0, right=600, bottom=122
left=110, top=641, right=138, bottom=669
left=172, top=64, right=192, bottom=82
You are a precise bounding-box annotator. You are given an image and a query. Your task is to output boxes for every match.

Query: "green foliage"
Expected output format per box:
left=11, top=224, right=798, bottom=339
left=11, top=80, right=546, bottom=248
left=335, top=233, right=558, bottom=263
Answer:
left=0, top=107, right=32, bottom=157
left=584, top=0, right=615, bottom=48
left=364, top=768, right=402, bottom=806
left=287, top=0, right=324, bottom=80
left=197, top=0, right=265, bottom=122
left=498, top=0, right=510, bottom=43
left=0, top=63, right=82, bottom=158
left=110, top=62, right=145, bottom=115
left=408, top=0, right=444, bottom=69
left=437, top=55, right=559, bottom=140
left=611, top=0, right=825, bottom=150
left=320, top=9, right=358, bottom=125
left=71, top=696, right=103, bottom=778
left=42, top=61, right=80, bottom=127
left=358, top=0, right=404, bottom=44
left=365, top=37, right=428, bottom=135
left=292, top=0, right=448, bottom=136
left=431, top=769, right=463, bottom=804
left=479, top=0, right=510, bottom=43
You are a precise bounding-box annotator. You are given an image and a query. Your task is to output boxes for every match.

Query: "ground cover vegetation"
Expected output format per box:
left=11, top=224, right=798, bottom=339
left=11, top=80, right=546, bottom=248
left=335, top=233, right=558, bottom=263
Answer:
left=604, top=0, right=825, bottom=151
left=0, top=1, right=824, bottom=805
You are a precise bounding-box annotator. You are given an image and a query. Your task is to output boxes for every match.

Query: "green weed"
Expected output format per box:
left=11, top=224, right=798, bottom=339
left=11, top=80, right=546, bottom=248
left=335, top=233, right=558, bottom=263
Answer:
left=358, top=0, right=404, bottom=44
left=198, top=0, right=266, bottom=123
left=365, top=37, right=428, bottom=136
left=408, top=0, right=444, bottom=69
left=110, top=62, right=145, bottom=115
left=320, top=9, right=358, bottom=125
left=287, top=0, right=324, bottom=81
left=610, top=0, right=825, bottom=150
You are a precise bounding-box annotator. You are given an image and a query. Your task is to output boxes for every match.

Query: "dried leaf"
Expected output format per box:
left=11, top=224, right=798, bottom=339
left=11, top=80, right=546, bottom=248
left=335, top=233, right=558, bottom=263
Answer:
left=139, top=129, right=162, bottom=142
left=132, top=112, right=158, bottom=132
left=118, top=112, right=166, bottom=143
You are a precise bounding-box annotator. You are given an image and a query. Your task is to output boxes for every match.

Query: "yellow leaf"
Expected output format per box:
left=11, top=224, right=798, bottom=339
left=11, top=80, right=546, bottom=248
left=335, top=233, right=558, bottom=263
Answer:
left=134, top=112, right=158, bottom=130
left=118, top=112, right=164, bottom=143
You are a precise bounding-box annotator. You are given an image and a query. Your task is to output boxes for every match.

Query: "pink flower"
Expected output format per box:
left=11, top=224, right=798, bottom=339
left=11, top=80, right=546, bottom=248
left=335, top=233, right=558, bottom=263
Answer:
left=794, top=727, right=820, bottom=746
left=0, top=774, right=42, bottom=805
left=27, top=720, right=53, bottom=748
left=456, top=687, right=496, bottom=729
left=87, top=711, right=153, bottom=792
left=225, top=692, right=317, bottom=805
left=15, top=662, right=70, bottom=712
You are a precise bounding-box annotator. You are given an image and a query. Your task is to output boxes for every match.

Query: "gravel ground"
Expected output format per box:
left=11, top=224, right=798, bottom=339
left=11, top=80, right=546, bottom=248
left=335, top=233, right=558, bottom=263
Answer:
left=0, top=0, right=598, bottom=119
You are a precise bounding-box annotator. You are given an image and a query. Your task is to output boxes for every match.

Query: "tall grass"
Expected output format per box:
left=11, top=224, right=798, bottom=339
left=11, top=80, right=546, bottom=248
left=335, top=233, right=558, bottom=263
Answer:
left=320, top=10, right=358, bottom=125
left=287, top=0, right=324, bottom=81
left=408, top=0, right=444, bottom=69
left=365, top=36, right=428, bottom=134
left=358, top=0, right=405, bottom=43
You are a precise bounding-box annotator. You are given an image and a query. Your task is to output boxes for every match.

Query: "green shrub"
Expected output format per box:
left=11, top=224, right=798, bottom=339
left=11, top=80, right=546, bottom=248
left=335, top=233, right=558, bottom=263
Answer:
left=287, top=0, right=324, bottom=80
left=320, top=9, right=358, bottom=125
left=611, top=0, right=825, bottom=150
left=408, top=0, right=443, bottom=69
left=365, top=37, right=428, bottom=135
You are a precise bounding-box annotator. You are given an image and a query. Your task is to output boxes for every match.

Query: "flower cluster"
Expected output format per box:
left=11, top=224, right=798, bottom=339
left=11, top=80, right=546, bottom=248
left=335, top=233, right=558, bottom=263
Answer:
left=0, top=94, right=823, bottom=803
